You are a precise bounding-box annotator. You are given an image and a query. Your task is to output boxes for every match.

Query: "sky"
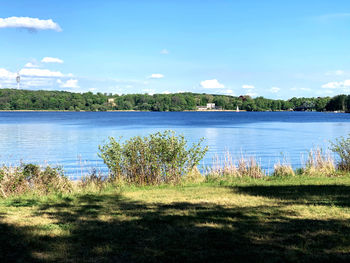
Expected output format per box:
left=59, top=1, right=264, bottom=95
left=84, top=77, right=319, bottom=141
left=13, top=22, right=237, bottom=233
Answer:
left=0, top=0, right=350, bottom=99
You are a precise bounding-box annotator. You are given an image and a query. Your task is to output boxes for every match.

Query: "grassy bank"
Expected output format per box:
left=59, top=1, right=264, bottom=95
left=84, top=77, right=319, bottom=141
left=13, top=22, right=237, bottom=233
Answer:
left=1, top=175, right=350, bottom=262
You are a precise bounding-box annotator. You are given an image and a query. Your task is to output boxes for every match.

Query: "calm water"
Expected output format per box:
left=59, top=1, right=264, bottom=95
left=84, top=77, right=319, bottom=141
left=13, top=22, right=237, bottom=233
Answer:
left=0, top=111, right=349, bottom=179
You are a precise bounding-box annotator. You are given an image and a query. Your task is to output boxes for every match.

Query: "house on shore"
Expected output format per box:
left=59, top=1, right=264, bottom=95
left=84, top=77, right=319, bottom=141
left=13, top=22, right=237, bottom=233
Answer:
left=107, top=98, right=116, bottom=107
left=197, top=103, right=221, bottom=110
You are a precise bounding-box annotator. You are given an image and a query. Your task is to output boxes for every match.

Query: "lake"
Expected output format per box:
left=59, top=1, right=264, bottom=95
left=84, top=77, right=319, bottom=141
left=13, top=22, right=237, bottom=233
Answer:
left=0, top=111, right=349, bottom=179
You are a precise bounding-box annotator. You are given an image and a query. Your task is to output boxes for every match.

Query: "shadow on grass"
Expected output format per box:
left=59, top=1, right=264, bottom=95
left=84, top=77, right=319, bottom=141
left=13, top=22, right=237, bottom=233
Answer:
left=1, top=186, right=350, bottom=262
left=235, top=184, right=350, bottom=207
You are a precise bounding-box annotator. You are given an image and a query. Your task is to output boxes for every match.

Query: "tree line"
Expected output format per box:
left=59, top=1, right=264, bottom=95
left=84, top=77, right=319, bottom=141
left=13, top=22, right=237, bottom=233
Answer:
left=0, top=88, right=348, bottom=112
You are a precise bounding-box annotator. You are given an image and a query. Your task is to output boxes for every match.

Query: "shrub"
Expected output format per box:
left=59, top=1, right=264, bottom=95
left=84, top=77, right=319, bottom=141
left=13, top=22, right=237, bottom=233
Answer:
left=330, top=134, right=350, bottom=171
left=98, top=130, right=208, bottom=185
left=0, top=164, right=71, bottom=197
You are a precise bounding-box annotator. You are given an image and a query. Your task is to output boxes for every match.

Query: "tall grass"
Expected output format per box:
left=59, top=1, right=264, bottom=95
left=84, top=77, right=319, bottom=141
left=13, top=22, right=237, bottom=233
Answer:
left=206, top=152, right=265, bottom=179
left=303, top=148, right=336, bottom=176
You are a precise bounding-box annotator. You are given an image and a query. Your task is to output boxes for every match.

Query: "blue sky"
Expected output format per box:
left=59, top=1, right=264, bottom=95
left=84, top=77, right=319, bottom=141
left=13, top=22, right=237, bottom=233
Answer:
left=0, top=0, right=350, bottom=98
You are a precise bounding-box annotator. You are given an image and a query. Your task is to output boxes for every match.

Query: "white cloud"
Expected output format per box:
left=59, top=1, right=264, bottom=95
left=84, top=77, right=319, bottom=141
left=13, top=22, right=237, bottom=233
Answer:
left=242, top=84, right=255, bottom=89
left=321, top=82, right=340, bottom=89
left=200, top=79, right=224, bottom=89
left=41, top=57, right=64, bottom=64
left=57, top=79, right=79, bottom=88
left=321, top=79, right=350, bottom=89
left=160, top=49, right=169, bottom=55
left=0, top=17, right=61, bottom=32
left=162, top=90, right=171, bottom=94
left=20, top=68, right=64, bottom=77
left=24, top=62, right=38, bottom=68
left=269, top=87, right=280, bottom=93
left=148, top=73, right=164, bottom=79
left=24, top=78, right=54, bottom=87
left=0, top=68, right=16, bottom=79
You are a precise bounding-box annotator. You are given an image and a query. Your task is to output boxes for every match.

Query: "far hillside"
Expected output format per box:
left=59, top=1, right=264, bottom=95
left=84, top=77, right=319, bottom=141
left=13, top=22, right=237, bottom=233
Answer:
left=0, top=89, right=349, bottom=112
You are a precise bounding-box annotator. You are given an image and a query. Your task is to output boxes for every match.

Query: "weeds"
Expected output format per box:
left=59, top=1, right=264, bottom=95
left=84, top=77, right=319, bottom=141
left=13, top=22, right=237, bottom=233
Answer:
left=304, top=148, right=335, bottom=176
left=0, top=164, right=71, bottom=197
left=206, top=153, right=265, bottom=180
left=272, top=163, right=295, bottom=177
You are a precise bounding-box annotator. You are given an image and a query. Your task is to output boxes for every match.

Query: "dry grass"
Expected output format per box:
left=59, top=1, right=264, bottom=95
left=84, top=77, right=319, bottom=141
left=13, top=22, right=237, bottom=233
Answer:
left=272, top=161, right=295, bottom=177
left=207, top=152, right=265, bottom=180
left=303, top=148, right=336, bottom=176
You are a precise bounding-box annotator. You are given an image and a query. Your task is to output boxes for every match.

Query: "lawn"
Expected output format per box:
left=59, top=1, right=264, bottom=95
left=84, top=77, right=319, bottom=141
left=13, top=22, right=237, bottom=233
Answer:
left=1, top=175, right=350, bottom=262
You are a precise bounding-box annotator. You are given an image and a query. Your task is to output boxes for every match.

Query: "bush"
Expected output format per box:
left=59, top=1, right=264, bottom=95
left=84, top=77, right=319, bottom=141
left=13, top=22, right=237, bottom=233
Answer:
left=0, top=164, right=71, bottom=197
left=98, top=130, right=208, bottom=185
left=330, top=134, right=350, bottom=171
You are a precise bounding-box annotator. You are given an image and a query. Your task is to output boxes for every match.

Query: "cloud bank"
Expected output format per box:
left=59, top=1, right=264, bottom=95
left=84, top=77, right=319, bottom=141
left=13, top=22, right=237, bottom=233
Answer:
left=0, top=17, right=62, bottom=32
left=57, top=79, right=79, bottom=88
left=20, top=68, right=64, bottom=77
left=322, top=80, right=350, bottom=89
left=24, top=62, right=38, bottom=68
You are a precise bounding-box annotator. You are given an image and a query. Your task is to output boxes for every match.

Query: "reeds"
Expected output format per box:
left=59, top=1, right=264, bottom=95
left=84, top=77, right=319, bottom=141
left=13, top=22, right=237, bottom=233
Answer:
left=206, top=148, right=337, bottom=180
left=272, top=163, right=295, bottom=177
left=303, top=148, right=335, bottom=176
left=272, top=156, right=295, bottom=177
left=206, top=152, right=265, bottom=179
left=0, top=147, right=344, bottom=198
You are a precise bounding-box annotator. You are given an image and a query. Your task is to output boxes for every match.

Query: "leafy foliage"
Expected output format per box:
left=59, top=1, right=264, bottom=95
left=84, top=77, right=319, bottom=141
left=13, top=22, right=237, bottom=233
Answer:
left=0, top=164, right=71, bottom=197
left=331, top=134, right=350, bottom=171
left=99, top=130, right=208, bottom=185
left=0, top=88, right=343, bottom=112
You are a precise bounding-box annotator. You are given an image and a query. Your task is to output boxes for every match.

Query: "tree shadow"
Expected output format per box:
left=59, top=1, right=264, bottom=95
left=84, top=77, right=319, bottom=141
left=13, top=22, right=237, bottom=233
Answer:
left=1, top=189, right=350, bottom=262
left=234, top=184, right=350, bottom=207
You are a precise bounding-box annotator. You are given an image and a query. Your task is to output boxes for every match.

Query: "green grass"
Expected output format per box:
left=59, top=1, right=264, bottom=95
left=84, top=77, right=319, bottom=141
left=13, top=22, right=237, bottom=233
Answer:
left=1, top=175, right=350, bottom=262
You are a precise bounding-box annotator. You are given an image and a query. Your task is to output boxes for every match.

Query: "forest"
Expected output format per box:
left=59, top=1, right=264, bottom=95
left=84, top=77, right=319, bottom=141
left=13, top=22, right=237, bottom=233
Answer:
left=0, top=88, right=349, bottom=112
